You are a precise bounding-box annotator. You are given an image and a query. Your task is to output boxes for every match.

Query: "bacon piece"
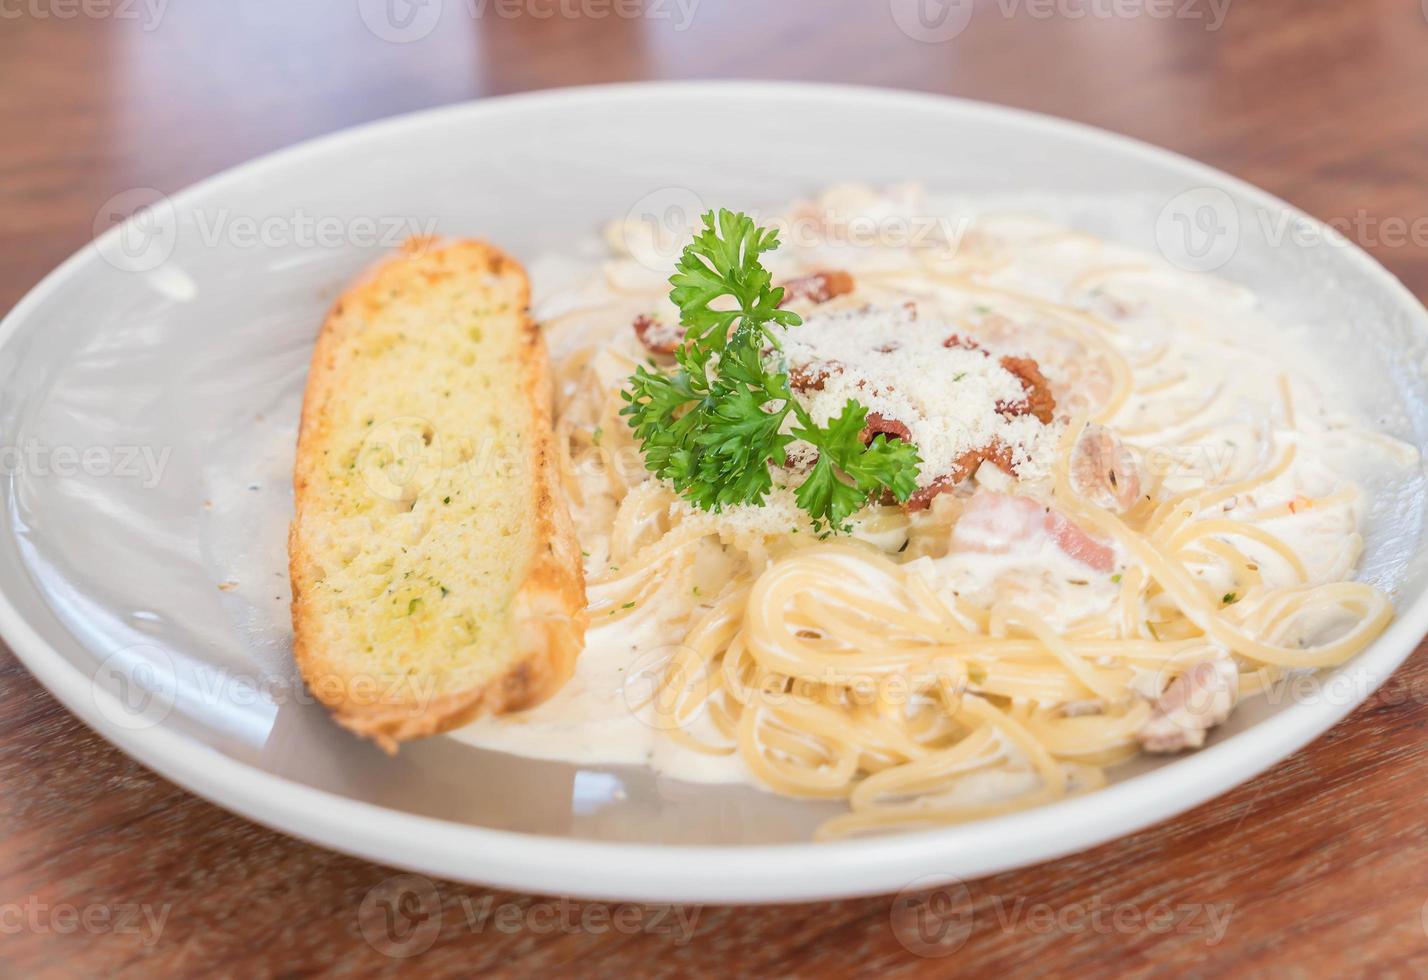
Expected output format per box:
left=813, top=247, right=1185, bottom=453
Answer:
left=1070, top=424, right=1142, bottom=513
left=1138, top=657, right=1239, bottom=753
left=778, top=270, right=855, bottom=307
left=861, top=412, right=911, bottom=444
left=1047, top=512, right=1117, bottom=572
left=789, top=360, right=843, bottom=392
left=965, top=442, right=1016, bottom=480
left=904, top=443, right=1016, bottom=511
left=943, top=340, right=1054, bottom=424
left=997, top=355, right=1056, bottom=425
left=943, top=333, right=986, bottom=353
left=904, top=475, right=958, bottom=512
left=632, top=314, right=685, bottom=355
left=950, top=491, right=1116, bottom=572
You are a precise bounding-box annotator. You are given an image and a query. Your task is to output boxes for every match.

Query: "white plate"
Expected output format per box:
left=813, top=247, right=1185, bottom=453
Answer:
left=3, top=82, right=1427, bottom=904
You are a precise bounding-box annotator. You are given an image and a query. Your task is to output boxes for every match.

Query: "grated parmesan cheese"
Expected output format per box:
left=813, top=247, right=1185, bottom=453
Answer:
left=670, top=485, right=810, bottom=538
left=769, top=305, right=1060, bottom=489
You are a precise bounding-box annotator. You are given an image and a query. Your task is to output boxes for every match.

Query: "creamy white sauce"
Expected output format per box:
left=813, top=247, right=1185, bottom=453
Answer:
left=449, top=611, right=754, bottom=784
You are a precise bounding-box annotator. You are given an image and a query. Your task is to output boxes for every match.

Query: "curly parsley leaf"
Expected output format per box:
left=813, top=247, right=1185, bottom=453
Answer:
left=670, top=211, right=800, bottom=349
left=792, top=401, right=922, bottom=532
left=620, top=209, right=921, bottom=534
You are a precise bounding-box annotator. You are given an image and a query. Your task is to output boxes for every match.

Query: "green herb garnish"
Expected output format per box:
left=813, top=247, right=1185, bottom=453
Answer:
left=620, top=210, right=920, bottom=533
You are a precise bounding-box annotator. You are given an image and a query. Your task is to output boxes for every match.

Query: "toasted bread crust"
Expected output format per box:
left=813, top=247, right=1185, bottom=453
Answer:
left=288, top=238, right=587, bottom=752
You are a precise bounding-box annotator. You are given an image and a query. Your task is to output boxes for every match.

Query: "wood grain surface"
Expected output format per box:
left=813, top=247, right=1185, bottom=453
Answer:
left=4, top=1, right=1428, bottom=976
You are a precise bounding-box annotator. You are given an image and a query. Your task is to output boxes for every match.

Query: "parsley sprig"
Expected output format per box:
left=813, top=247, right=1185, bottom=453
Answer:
left=620, top=209, right=920, bottom=533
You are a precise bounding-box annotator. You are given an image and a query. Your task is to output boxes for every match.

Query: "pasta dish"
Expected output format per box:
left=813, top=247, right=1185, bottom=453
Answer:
left=454, top=185, right=1413, bottom=838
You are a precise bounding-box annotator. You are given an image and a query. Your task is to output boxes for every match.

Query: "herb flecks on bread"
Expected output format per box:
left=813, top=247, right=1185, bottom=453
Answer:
left=289, top=238, right=586, bottom=751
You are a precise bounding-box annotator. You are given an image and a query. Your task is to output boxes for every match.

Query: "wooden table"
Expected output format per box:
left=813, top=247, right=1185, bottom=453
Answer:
left=4, top=1, right=1428, bottom=975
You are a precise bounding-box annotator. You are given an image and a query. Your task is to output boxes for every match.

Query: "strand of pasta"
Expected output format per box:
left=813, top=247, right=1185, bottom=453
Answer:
left=1054, top=418, right=1392, bottom=669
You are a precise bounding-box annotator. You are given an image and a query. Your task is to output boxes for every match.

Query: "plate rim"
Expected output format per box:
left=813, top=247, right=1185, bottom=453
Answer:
left=3, top=79, right=1426, bottom=904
